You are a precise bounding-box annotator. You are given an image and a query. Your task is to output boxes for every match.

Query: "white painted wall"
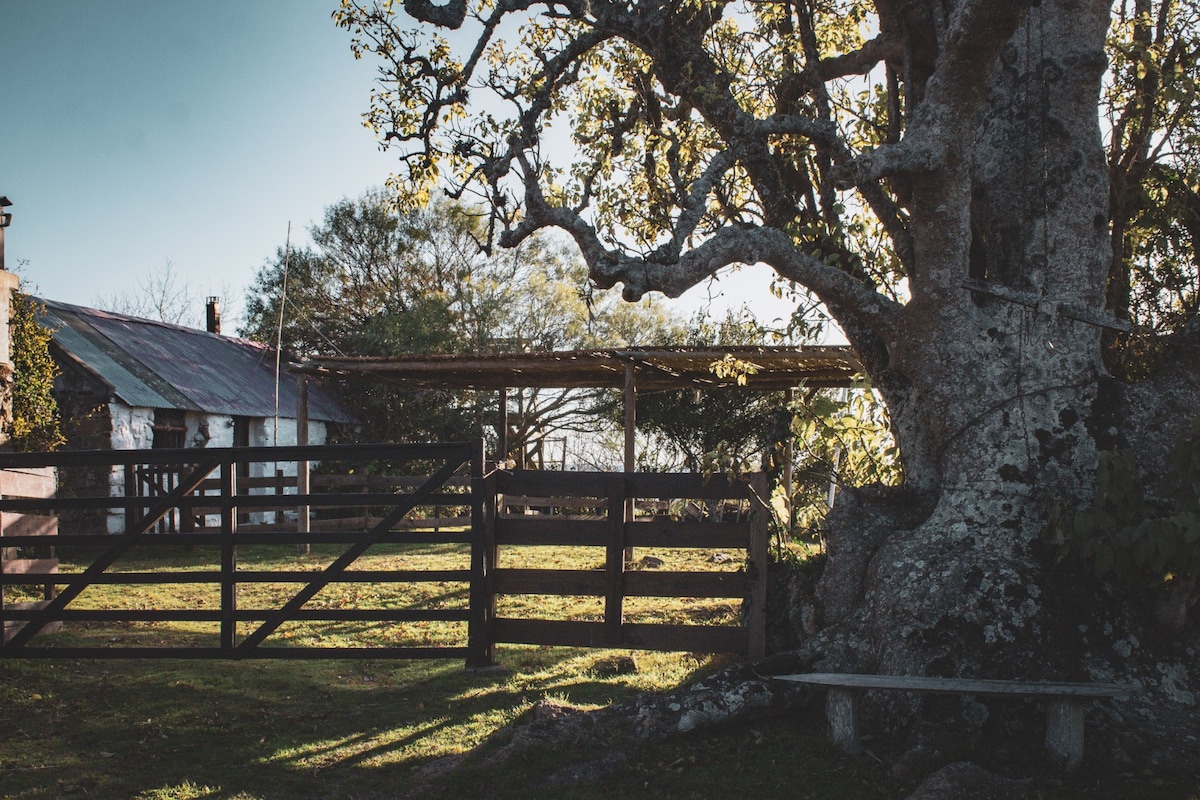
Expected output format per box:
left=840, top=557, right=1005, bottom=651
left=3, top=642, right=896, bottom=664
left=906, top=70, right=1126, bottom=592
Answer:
left=105, top=401, right=330, bottom=532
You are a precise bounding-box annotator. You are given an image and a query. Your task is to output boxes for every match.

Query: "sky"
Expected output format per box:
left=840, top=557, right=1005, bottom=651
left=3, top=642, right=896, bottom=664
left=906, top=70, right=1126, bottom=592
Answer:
left=1, top=1, right=798, bottom=335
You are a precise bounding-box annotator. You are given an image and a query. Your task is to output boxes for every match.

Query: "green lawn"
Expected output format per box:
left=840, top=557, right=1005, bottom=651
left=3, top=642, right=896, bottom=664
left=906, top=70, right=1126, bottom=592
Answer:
left=1, top=546, right=1196, bottom=799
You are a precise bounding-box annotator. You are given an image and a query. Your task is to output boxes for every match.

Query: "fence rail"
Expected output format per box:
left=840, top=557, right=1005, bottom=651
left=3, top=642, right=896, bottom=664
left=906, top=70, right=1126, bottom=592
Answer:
left=0, top=443, right=768, bottom=664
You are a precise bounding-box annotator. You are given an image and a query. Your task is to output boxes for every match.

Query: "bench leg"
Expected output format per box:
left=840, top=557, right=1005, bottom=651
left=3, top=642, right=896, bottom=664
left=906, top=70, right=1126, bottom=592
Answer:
left=1044, top=698, right=1085, bottom=771
left=826, top=688, right=861, bottom=756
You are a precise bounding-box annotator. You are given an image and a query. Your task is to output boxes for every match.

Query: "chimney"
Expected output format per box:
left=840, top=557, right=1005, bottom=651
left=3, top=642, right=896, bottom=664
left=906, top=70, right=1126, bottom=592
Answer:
left=206, top=296, right=221, bottom=335
left=0, top=196, right=12, bottom=273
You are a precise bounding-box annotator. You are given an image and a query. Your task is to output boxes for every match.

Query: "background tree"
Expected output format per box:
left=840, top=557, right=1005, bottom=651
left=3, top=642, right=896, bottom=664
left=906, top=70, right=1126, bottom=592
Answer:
left=96, top=258, right=238, bottom=330
left=786, top=384, right=901, bottom=537
left=243, top=191, right=681, bottom=450
left=1104, top=0, right=1200, bottom=375
left=613, top=308, right=785, bottom=473
left=336, top=0, right=1200, bottom=760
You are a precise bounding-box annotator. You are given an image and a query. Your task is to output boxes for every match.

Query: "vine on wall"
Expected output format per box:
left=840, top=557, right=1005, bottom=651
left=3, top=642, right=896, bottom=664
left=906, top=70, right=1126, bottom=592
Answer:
left=8, top=291, right=64, bottom=452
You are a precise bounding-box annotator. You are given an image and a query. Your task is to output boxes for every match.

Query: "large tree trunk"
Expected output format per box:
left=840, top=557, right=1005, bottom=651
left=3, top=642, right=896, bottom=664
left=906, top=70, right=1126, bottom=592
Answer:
left=818, top=1, right=1117, bottom=673
left=801, top=2, right=1198, bottom=763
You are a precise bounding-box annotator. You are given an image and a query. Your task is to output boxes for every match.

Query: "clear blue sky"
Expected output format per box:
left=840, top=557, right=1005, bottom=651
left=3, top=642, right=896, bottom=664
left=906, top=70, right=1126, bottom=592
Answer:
left=0, top=1, right=797, bottom=333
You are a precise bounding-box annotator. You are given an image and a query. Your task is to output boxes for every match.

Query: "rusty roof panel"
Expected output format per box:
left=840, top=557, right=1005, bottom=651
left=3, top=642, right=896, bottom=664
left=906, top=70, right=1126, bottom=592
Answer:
left=41, top=306, right=181, bottom=410
left=39, top=299, right=353, bottom=423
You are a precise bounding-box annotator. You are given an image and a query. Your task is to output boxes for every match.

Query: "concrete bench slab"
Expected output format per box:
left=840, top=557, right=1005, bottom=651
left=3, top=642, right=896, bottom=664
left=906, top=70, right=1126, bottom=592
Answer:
left=773, top=672, right=1135, bottom=770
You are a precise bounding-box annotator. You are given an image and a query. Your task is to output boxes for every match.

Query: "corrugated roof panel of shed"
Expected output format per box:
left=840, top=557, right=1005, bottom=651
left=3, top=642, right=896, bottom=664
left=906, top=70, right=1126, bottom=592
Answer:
left=38, top=302, right=194, bottom=412
left=39, top=299, right=353, bottom=424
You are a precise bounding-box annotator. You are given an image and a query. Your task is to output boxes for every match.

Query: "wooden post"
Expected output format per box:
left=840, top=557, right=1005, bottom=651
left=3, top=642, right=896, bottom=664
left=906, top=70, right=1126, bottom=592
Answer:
left=623, top=362, right=636, bottom=563
left=747, top=472, right=769, bottom=659
left=498, top=387, right=509, bottom=467
left=623, top=363, right=636, bottom=474
left=0, top=523, right=6, bottom=644
left=784, top=388, right=795, bottom=534
left=826, top=688, right=861, bottom=756
left=1045, top=698, right=1086, bottom=770
left=296, top=375, right=310, bottom=556
left=605, top=474, right=626, bottom=646
left=124, top=463, right=137, bottom=534
left=467, top=439, right=496, bottom=668
left=220, top=459, right=239, bottom=653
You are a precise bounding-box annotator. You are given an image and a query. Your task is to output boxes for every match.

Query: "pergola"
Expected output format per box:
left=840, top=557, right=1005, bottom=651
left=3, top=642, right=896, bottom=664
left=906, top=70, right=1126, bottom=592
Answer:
left=289, top=345, right=862, bottom=471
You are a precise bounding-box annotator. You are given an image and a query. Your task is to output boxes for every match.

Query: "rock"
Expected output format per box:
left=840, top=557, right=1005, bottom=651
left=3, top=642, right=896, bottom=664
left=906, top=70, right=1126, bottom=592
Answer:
left=593, top=655, right=639, bottom=677
left=904, top=762, right=1032, bottom=800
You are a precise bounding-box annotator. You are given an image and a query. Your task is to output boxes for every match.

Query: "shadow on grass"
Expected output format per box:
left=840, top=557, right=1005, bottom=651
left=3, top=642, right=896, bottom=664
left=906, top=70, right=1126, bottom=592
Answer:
left=0, top=644, right=673, bottom=800
left=5, top=648, right=1199, bottom=800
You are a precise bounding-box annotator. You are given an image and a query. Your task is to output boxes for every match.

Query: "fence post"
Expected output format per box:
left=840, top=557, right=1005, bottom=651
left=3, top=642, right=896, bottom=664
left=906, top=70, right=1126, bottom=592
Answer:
left=180, top=462, right=196, bottom=534
left=747, top=472, right=769, bottom=660
left=220, top=459, right=238, bottom=654
left=605, top=474, right=627, bottom=647
left=124, top=463, right=137, bottom=534
left=467, top=439, right=496, bottom=668
left=623, top=362, right=636, bottom=564
left=0, top=528, right=6, bottom=646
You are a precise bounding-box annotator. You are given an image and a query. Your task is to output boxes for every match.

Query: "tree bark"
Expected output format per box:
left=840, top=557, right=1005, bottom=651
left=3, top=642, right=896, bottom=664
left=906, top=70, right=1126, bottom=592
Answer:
left=811, top=1, right=1118, bottom=680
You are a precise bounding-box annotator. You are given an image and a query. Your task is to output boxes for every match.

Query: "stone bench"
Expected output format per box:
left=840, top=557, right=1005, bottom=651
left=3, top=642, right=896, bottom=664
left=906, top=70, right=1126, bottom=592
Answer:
left=773, top=672, right=1135, bottom=770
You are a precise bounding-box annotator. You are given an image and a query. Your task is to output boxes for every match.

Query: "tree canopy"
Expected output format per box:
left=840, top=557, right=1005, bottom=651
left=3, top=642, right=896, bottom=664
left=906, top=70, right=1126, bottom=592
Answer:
left=332, top=0, right=1199, bottom=364
left=242, top=191, right=681, bottom=446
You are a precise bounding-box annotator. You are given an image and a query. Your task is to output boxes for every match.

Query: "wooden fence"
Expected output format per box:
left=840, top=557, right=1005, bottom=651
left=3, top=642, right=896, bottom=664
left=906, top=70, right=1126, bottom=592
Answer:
left=0, top=467, right=59, bottom=643
left=481, top=469, right=767, bottom=663
left=0, top=442, right=768, bottom=664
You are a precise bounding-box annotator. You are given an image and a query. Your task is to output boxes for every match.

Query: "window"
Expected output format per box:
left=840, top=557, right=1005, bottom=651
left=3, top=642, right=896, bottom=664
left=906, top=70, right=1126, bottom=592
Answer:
left=152, top=409, right=187, bottom=449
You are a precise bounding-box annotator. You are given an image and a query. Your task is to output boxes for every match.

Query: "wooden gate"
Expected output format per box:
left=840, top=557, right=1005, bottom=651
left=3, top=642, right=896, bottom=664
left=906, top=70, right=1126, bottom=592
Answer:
left=0, top=443, right=768, bottom=664
left=0, top=442, right=484, bottom=662
left=0, top=467, right=59, bottom=643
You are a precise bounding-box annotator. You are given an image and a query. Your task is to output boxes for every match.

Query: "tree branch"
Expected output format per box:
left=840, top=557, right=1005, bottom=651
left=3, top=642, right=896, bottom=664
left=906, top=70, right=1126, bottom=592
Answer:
left=402, top=0, right=468, bottom=28
left=816, top=33, right=903, bottom=81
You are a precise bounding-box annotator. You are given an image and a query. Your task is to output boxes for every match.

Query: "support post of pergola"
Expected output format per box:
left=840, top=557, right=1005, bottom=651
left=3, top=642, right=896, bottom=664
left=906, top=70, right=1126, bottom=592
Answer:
left=623, top=361, right=636, bottom=563
left=498, top=386, right=509, bottom=467
left=784, top=387, right=795, bottom=531
left=296, top=374, right=310, bottom=556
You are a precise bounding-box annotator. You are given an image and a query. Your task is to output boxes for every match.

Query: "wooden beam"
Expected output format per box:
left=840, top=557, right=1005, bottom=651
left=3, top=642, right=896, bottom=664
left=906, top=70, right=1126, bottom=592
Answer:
left=296, top=375, right=310, bottom=556
left=623, top=363, right=636, bottom=474
left=498, top=386, right=509, bottom=466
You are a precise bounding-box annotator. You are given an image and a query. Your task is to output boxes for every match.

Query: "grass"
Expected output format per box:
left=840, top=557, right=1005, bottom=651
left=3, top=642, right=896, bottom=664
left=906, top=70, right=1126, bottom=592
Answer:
left=0, top=638, right=737, bottom=798
left=0, top=540, right=741, bottom=798
left=21, top=538, right=743, bottom=652
left=2, top=545, right=1198, bottom=799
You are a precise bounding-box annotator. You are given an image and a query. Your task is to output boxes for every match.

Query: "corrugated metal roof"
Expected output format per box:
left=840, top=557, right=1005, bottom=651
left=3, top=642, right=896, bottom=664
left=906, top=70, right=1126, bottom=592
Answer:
left=42, top=306, right=179, bottom=410
left=38, top=299, right=354, bottom=423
